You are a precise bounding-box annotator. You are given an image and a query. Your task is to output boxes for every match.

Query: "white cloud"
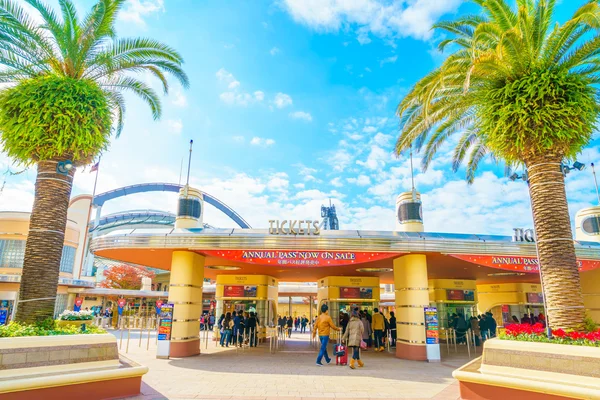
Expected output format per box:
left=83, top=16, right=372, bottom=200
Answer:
left=171, top=89, right=187, bottom=108
left=274, top=93, right=293, bottom=109
left=267, top=172, right=289, bottom=192
left=347, top=175, right=371, bottom=186
left=220, top=92, right=255, bottom=106
left=166, top=119, right=183, bottom=135
left=380, top=55, right=398, bottom=67
left=216, top=68, right=235, bottom=83
left=356, top=145, right=388, bottom=170
left=119, top=0, right=164, bottom=26
left=293, top=183, right=305, bottom=189
left=373, top=132, right=392, bottom=146
left=280, top=0, right=462, bottom=41
left=363, top=126, right=377, bottom=133
left=270, top=47, right=281, bottom=55
left=289, top=111, right=313, bottom=122
left=216, top=69, right=265, bottom=106
left=330, top=177, right=343, bottom=187
left=326, top=149, right=353, bottom=172
left=250, top=137, right=276, bottom=147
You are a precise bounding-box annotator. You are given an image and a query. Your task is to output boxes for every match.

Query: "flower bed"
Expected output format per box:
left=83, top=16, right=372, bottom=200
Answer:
left=0, top=321, right=105, bottom=337
left=59, top=309, right=93, bottom=321
left=500, top=322, right=600, bottom=346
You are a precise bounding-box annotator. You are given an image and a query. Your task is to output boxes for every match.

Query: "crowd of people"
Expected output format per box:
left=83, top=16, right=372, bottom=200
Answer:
left=339, top=308, right=397, bottom=350
left=215, top=311, right=259, bottom=348
left=277, top=315, right=309, bottom=337
left=452, top=312, right=499, bottom=344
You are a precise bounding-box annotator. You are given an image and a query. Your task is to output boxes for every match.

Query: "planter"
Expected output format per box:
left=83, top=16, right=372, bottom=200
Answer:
left=453, top=338, right=600, bottom=400
left=0, top=334, right=147, bottom=400
left=55, top=319, right=92, bottom=328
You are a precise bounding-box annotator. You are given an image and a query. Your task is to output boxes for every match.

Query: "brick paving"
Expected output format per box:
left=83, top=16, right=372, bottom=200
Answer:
left=115, top=330, right=471, bottom=400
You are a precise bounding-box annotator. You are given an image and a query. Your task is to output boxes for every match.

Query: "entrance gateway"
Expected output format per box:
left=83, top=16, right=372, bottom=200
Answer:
left=89, top=185, right=600, bottom=361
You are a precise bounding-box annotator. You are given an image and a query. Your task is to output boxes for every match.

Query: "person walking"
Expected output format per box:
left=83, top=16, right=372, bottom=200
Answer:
left=312, top=304, right=340, bottom=366
left=372, top=307, right=385, bottom=352
left=286, top=316, right=293, bottom=338
left=360, top=311, right=372, bottom=349
left=342, top=309, right=365, bottom=369
left=221, top=312, right=233, bottom=347
left=389, top=311, right=396, bottom=347
left=301, top=316, right=308, bottom=333
left=246, top=312, right=257, bottom=347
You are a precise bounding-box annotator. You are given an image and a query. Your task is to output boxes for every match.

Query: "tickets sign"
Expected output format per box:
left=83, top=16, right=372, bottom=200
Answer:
left=448, top=254, right=600, bottom=273
left=202, top=250, right=402, bottom=267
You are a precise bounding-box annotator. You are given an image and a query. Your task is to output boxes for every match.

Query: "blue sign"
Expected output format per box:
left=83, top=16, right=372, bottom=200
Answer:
left=0, top=309, right=7, bottom=325
left=424, top=307, right=439, bottom=345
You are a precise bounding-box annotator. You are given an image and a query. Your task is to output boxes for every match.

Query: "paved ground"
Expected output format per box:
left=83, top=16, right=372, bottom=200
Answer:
left=113, top=329, right=474, bottom=400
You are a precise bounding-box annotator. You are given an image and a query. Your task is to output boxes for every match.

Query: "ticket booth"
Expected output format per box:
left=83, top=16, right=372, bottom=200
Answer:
left=215, top=275, right=278, bottom=332
left=429, top=279, right=478, bottom=331
left=477, top=282, right=544, bottom=326
left=317, top=276, right=380, bottom=328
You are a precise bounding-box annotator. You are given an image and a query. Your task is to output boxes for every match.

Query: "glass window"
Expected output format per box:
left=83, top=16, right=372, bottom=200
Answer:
left=54, top=294, right=68, bottom=318
left=59, top=246, right=76, bottom=274
left=0, top=240, right=25, bottom=268
left=582, top=216, right=600, bottom=236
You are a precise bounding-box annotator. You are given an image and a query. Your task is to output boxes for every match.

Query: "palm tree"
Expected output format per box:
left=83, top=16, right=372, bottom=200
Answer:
left=0, top=0, right=188, bottom=324
left=396, top=0, right=600, bottom=330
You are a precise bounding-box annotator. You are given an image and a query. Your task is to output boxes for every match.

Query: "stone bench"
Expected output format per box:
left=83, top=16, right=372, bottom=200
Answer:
left=453, top=338, right=600, bottom=400
left=0, top=334, right=147, bottom=400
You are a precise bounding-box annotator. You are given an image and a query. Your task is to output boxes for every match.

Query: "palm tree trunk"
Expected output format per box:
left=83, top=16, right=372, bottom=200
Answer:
left=525, top=154, right=585, bottom=331
left=15, top=159, right=75, bottom=324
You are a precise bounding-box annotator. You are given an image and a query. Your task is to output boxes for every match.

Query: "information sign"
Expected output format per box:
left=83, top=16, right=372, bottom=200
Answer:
left=223, top=285, right=257, bottom=297
left=158, top=304, right=174, bottom=341
left=424, top=307, right=441, bottom=362
left=0, top=308, right=7, bottom=325
left=526, top=292, right=544, bottom=304
left=202, top=249, right=402, bottom=267
left=424, top=307, right=439, bottom=344
left=339, top=287, right=373, bottom=299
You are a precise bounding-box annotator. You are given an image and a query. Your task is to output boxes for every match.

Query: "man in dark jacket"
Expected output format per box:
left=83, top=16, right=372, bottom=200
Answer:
left=232, top=311, right=241, bottom=346
left=486, top=312, right=497, bottom=338
left=389, top=311, right=396, bottom=347
left=246, top=312, right=257, bottom=347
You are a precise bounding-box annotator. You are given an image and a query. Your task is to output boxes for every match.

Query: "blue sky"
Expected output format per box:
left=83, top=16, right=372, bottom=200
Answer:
left=1, top=0, right=600, bottom=235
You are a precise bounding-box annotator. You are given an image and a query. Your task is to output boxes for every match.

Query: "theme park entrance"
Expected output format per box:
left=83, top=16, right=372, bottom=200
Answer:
left=90, top=187, right=600, bottom=362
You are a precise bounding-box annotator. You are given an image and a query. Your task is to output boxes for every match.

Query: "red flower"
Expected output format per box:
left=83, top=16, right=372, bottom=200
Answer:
left=552, top=329, right=566, bottom=338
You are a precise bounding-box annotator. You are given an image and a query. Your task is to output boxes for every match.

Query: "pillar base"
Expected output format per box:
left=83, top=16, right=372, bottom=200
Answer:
left=170, top=339, right=200, bottom=357
left=395, top=342, right=427, bottom=361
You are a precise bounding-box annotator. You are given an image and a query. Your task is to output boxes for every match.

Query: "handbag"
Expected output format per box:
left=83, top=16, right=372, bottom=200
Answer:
left=360, top=340, right=367, bottom=350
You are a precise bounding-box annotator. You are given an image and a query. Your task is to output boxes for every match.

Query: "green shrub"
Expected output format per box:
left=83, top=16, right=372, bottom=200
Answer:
left=0, top=321, right=106, bottom=338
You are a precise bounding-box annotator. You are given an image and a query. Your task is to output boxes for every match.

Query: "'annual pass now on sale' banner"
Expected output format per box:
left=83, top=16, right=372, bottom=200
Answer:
left=448, top=254, right=600, bottom=273
left=202, top=250, right=403, bottom=267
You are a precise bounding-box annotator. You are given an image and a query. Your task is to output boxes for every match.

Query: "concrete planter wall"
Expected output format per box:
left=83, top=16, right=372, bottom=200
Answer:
left=453, top=338, right=600, bottom=400
left=0, top=334, right=147, bottom=400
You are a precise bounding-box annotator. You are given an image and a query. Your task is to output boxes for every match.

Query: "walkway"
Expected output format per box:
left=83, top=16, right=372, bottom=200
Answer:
left=114, top=330, right=467, bottom=400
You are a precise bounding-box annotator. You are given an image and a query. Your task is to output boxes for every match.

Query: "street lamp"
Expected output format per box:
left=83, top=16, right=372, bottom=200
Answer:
left=561, top=161, right=585, bottom=175
left=56, top=160, right=73, bottom=175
